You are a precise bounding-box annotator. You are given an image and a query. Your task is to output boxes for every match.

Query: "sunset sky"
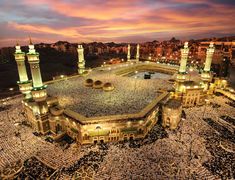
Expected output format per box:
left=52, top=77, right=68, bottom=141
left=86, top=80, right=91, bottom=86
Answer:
left=0, top=0, right=234, bottom=47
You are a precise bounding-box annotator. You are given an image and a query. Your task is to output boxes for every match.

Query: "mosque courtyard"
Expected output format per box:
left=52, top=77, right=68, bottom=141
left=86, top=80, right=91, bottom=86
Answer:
left=0, top=94, right=234, bottom=179
left=47, top=63, right=174, bottom=117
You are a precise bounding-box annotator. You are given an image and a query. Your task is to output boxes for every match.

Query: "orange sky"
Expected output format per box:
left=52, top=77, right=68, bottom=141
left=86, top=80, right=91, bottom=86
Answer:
left=0, top=0, right=234, bottom=47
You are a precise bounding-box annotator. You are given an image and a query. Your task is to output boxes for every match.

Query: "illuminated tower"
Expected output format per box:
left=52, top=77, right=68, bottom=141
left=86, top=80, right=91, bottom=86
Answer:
left=175, top=42, right=189, bottom=92
left=27, top=39, right=47, bottom=102
left=77, top=44, right=85, bottom=74
left=204, top=42, right=215, bottom=72
left=136, top=44, right=140, bottom=61
left=14, top=43, right=32, bottom=99
left=127, top=44, right=130, bottom=61
left=201, top=42, right=215, bottom=89
left=179, top=42, right=189, bottom=74
left=26, top=38, right=49, bottom=134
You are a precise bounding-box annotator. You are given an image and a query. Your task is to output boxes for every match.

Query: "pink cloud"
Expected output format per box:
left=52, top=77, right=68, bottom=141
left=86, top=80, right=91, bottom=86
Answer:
left=0, top=0, right=234, bottom=47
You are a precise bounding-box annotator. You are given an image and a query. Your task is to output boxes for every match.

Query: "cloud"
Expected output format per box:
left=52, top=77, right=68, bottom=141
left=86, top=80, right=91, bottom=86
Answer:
left=0, top=0, right=234, bottom=47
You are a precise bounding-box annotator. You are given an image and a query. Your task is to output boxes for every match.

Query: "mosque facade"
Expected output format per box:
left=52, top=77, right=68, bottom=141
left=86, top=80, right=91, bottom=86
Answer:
left=14, top=41, right=232, bottom=144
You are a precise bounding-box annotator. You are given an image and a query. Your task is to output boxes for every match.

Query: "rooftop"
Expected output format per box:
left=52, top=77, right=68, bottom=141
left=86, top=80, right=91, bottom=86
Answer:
left=165, top=99, right=182, bottom=109
left=47, top=62, right=174, bottom=118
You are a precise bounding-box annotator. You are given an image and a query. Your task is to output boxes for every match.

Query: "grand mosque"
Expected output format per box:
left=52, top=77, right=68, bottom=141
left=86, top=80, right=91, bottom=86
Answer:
left=14, top=40, right=232, bottom=145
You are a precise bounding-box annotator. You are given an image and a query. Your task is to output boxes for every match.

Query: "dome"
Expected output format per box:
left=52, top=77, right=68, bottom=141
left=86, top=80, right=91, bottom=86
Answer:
left=103, top=82, right=114, bottom=91
left=85, top=79, right=93, bottom=87
left=93, top=80, right=103, bottom=89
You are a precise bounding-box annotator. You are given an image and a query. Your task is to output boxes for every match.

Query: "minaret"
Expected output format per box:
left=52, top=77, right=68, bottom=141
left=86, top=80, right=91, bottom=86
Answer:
left=179, top=42, right=189, bottom=74
left=136, top=44, right=140, bottom=61
left=14, top=43, right=32, bottom=99
left=127, top=44, right=131, bottom=61
left=201, top=42, right=215, bottom=89
left=27, top=38, right=47, bottom=102
left=77, top=44, right=85, bottom=74
left=175, top=42, right=189, bottom=92
left=204, top=42, right=215, bottom=72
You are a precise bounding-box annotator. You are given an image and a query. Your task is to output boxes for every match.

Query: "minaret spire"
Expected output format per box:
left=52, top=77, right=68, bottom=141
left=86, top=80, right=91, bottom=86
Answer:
left=127, top=44, right=130, bottom=61
left=14, top=43, right=32, bottom=99
left=178, top=42, right=189, bottom=74
left=77, top=44, right=85, bottom=74
left=29, top=36, right=33, bottom=45
left=204, top=42, right=215, bottom=72
left=175, top=41, right=190, bottom=92
left=136, top=44, right=140, bottom=61
left=22, top=40, right=49, bottom=135
left=27, top=40, right=47, bottom=102
left=201, top=42, right=215, bottom=89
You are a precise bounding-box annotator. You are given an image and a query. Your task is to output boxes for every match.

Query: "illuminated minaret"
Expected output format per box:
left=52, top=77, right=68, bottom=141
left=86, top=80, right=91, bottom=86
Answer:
left=77, top=44, right=85, bottom=74
left=27, top=38, right=47, bottom=102
left=179, top=42, right=189, bottom=74
left=136, top=44, right=140, bottom=61
left=204, top=42, right=215, bottom=72
left=201, top=42, right=215, bottom=89
left=175, top=42, right=189, bottom=92
left=14, top=43, right=32, bottom=99
left=127, top=44, right=131, bottom=61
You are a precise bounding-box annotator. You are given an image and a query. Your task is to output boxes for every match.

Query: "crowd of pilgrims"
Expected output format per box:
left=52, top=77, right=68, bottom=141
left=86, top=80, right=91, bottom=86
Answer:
left=0, top=90, right=234, bottom=179
left=47, top=68, right=172, bottom=117
left=15, top=157, right=55, bottom=179
left=184, top=96, right=235, bottom=179
left=0, top=97, right=87, bottom=178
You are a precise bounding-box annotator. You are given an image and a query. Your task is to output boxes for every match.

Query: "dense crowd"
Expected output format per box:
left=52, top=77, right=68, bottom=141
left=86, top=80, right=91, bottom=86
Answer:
left=185, top=96, right=235, bottom=179
left=94, top=96, right=234, bottom=179
left=47, top=65, right=172, bottom=117
left=203, top=118, right=234, bottom=142
left=126, top=122, right=168, bottom=148
left=0, top=160, right=22, bottom=178
left=65, top=149, right=107, bottom=177
left=0, top=97, right=87, bottom=177
left=220, top=115, right=235, bottom=126
left=15, top=157, right=55, bottom=179
left=226, top=100, right=235, bottom=108
left=0, top=86, right=234, bottom=179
